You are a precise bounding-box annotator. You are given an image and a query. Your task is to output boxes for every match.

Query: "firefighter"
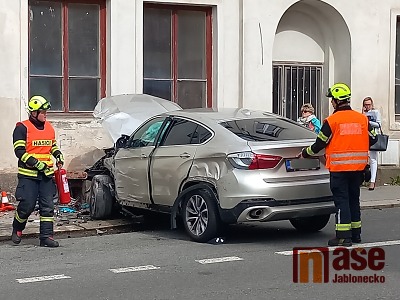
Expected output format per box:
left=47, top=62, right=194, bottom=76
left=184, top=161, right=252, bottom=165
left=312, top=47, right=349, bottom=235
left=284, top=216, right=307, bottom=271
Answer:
left=300, top=83, right=377, bottom=246
left=11, top=95, right=64, bottom=247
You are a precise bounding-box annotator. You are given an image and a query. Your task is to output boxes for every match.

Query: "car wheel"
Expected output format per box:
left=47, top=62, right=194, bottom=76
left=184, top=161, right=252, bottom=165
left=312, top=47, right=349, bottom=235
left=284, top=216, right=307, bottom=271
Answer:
left=182, top=188, right=219, bottom=243
left=90, top=175, right=114, bottom=220
left=289, top=214, right=331, bottom=232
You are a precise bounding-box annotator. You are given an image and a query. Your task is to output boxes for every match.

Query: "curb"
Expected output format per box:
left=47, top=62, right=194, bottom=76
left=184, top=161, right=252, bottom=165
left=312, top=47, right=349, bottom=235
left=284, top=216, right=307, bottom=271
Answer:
left=0, top=219, right=136, bottom=243
left=360, top=201, right=400, bottom=210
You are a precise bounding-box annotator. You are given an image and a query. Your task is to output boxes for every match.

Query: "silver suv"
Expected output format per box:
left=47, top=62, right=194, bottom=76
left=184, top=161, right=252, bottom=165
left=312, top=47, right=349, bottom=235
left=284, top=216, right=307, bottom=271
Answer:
left=89, top=108, right=335, bottom=242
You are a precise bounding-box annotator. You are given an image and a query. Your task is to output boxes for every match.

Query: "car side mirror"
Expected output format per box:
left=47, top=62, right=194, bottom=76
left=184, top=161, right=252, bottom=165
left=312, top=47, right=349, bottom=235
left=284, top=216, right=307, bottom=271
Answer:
left=115, top=134, right=130, bottom=149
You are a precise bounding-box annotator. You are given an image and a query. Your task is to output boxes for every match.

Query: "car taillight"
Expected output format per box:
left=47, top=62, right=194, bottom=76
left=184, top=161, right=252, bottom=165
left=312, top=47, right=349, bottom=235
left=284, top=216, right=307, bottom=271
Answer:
left=227, top=152, right=282, bottom=170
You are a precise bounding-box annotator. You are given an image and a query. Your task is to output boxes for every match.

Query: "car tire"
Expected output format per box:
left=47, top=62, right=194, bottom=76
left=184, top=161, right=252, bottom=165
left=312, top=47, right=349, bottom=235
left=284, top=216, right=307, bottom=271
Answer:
left=289, top=214, right=331, bottom=232
left=90, top=175, right=114, bottom=220
left=182, top=188, right=220, bottom=243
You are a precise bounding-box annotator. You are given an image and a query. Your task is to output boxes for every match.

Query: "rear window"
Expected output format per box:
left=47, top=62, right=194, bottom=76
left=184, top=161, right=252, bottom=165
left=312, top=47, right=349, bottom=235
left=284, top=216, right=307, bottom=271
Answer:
left=219, top=118, right=317, bottom=141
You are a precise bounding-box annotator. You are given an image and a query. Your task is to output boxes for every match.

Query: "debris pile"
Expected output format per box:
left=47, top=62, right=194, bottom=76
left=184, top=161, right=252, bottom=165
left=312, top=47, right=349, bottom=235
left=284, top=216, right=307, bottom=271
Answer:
left=54, top=198, right=91, bottom=226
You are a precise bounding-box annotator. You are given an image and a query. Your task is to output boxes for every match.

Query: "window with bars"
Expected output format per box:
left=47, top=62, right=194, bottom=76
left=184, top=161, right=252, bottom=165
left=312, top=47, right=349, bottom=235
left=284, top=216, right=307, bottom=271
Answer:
left=143, top=4, right=213, bottom=109
left=273, top=64, right=322, bottom=122
left=29, top=0, right=106, bottom=112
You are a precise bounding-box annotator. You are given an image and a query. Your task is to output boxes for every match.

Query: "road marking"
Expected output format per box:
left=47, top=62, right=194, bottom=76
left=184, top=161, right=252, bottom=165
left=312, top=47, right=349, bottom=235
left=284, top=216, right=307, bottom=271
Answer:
left=196, top=256, right=243, bottom=264
left=275, top=240, right=400, bottom=256
left=16, top=274, right=71, bottom=284
left=109, top=265, right=160, bottom=274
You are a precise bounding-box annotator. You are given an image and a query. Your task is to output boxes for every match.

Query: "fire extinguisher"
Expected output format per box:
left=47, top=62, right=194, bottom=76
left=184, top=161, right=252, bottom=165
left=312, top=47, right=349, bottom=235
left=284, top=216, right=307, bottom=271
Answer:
left=54, top=167, right=71, bottom=205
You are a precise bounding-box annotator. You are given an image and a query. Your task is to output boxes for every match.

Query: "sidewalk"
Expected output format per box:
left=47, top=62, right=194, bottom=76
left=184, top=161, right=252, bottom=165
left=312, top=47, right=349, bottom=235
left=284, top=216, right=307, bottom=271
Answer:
left=1, top=185, right=400, bottom=243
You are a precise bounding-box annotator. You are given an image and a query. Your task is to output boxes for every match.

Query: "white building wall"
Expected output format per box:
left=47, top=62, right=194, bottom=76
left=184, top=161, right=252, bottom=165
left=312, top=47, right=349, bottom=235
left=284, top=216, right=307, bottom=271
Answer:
left=0, top=0, right=26, bottom=172
left=1, top=0, right=400, bottom=174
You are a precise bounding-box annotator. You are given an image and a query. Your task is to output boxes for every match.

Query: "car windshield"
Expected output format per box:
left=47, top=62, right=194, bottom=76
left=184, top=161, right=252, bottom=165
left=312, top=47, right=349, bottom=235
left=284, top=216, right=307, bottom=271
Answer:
left=219, top=118, right=316, bottom=141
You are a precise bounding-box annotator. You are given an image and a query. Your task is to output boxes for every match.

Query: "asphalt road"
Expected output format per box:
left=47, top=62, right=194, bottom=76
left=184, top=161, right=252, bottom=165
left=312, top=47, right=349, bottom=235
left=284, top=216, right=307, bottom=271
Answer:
left=1, top=208, right=399, bottom=300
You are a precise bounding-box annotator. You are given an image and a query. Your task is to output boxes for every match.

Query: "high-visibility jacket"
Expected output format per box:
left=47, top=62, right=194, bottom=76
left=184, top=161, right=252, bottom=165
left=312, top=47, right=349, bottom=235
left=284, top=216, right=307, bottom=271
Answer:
left=18, top=120, right=56, bottom=177
left=325, top=110, right=369, bottom=171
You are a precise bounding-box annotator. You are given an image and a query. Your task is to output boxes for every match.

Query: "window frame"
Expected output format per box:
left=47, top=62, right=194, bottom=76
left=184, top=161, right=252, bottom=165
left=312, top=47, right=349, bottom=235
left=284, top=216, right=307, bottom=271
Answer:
left=161, top=118, right=199, bottom=146
left=390, top=10, right=400, bottom=129
left=394, top=15, right=400, bottom=124
left=159, top=117, right=214, bottom=147
left=143, top=3, right=213, bottom=108
left=28, top=0, right=107, bottom=114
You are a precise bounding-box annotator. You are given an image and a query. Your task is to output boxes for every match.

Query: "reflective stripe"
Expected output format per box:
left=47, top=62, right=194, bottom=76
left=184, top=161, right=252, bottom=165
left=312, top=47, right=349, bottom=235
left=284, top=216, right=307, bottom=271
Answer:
left=330, top=152, right=368, bottom=158
left=18, top=167, right=54, bottom=177
left=14, top=140, right=26, bottom=148
left=351, top=221, right=362, bottom=229
left=32, top=154, right=53, bottom=168
left=44, top=168, right=54, bottom=176
left=306, top=147, right=315, bottom=156
left=51, top=145, right=60, bottom=154
left=331, top=159, right=368, bottom=165
left=33, top=154, right=52, bottom=159
left=18, top=167, right=38, bottom=177
left=40, top=216, right=54, bottom=222
left=335, top=223, right=352, bottom=231
left=339, top=123, right=362, bottom=135
left=21, top=153, right=33, bottom=163
left=15, top=211, right=27, bottom=223
left=317, top=131, right=329, bottom=142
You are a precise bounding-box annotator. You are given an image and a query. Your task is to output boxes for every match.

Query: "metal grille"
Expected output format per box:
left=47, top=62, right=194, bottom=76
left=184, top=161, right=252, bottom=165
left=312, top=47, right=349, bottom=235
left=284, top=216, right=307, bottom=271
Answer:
left=273, top=64, right=323, bottom=122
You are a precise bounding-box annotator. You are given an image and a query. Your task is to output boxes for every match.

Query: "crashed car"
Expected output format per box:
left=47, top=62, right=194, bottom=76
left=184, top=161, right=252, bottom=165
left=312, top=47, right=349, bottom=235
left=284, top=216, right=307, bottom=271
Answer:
left=88, top=94, right=335, bottom=242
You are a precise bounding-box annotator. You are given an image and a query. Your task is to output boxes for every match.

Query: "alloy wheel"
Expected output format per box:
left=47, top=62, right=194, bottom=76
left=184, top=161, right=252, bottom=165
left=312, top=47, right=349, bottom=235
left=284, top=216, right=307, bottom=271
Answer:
left=185, top=194, right=209, bottom=237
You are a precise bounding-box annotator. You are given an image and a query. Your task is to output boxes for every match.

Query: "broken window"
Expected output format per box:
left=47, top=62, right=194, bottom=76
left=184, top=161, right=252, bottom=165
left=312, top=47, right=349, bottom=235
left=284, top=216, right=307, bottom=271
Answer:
left=143, top=4, right=213, bottom=109
left=29, top=0, right=106, bottom=112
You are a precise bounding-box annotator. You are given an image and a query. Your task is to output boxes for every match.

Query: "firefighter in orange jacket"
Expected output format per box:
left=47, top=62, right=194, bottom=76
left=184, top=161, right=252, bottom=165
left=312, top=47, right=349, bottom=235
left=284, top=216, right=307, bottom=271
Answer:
left=12, top=96, right=64, bottom=247
left=300, top=83, right=377, bottom=247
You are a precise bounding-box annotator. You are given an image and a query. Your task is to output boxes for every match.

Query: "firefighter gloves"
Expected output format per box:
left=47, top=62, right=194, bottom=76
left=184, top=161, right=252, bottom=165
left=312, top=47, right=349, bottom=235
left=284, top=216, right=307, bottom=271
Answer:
left=34, top=161, right=47, bottom=171
left=56, top=154, right=64, bottom=167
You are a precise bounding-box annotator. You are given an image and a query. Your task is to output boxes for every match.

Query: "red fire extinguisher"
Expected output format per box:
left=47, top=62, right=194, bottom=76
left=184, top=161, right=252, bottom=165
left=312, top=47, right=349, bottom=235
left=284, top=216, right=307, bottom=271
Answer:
left=54, top=167, right=71, bottom=205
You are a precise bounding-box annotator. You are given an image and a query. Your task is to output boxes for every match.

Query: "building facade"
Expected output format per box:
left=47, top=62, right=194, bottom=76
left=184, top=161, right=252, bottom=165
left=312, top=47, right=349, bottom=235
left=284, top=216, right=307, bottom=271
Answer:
left=1, top=0, right=400, bottom=176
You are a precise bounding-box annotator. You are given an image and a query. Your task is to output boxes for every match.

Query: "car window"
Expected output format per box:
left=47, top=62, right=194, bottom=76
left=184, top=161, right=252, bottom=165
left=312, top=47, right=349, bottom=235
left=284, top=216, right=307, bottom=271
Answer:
left=162, top=119, right=199, bottom=146
left=190, top=124, right=212, bottom=144
left=219, top=118, right=316, bottom=141
left=127, top=117, right=165, bottom=148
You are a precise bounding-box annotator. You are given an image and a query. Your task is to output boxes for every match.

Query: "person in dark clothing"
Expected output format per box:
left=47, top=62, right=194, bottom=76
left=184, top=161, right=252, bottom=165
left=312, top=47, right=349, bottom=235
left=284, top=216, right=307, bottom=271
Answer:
left=299, top=83, right=377, bottom=247
left=12, top=95, right=64, bottom=247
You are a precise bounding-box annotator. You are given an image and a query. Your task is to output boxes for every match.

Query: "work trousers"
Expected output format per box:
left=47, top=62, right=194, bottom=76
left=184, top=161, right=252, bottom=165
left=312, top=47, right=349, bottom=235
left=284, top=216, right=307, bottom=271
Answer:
left=330, top=171, right=364, bottom=239
left=13, top=175, right=56, bottom=239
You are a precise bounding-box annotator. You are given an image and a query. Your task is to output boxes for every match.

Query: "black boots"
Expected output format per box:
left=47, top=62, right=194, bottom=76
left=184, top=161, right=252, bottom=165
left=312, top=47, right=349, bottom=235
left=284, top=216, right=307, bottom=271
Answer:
left=328, top=236, right=361, bottom=246
left=328, top=237, right=352, bottom=247
left=11, top=229, right=22, bottom=245
left=40, top=237, right=59, bottom=248
left=12, top=230, right=59, bottom=247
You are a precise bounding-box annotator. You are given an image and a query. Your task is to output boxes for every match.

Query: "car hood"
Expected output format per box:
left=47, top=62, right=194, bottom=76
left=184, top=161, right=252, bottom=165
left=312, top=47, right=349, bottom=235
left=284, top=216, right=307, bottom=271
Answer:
left=93, top=94, right=182, bottom=142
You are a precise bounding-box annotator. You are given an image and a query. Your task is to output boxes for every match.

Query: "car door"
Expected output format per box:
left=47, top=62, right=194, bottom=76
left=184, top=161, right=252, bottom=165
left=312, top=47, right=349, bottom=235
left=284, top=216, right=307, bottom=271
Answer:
left=150, top=118, right=202, bottom=206
left=113, top=117, right=168, bottom=204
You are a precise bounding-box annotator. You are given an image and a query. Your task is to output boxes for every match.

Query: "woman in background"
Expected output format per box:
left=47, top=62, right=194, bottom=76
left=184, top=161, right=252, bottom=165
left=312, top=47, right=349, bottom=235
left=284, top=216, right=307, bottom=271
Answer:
left=362, top=97, right=381, bottom=190
left=298, top=103, right=321, bottom=134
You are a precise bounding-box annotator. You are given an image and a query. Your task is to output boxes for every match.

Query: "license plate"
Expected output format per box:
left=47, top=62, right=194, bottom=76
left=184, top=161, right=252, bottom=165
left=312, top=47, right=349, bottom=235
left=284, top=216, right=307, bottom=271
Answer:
left=285, top=158, right=320, bottom=172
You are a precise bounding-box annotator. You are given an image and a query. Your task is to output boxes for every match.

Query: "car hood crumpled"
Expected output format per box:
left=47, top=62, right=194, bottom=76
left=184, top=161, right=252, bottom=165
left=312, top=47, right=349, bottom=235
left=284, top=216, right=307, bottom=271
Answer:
left=93, top=94, right=182, bottom=143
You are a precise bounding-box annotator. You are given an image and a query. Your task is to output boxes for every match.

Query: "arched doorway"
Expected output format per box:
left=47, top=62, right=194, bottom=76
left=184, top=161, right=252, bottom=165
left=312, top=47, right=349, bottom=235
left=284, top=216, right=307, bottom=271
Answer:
left=272, top=0, right=351, bottom=121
